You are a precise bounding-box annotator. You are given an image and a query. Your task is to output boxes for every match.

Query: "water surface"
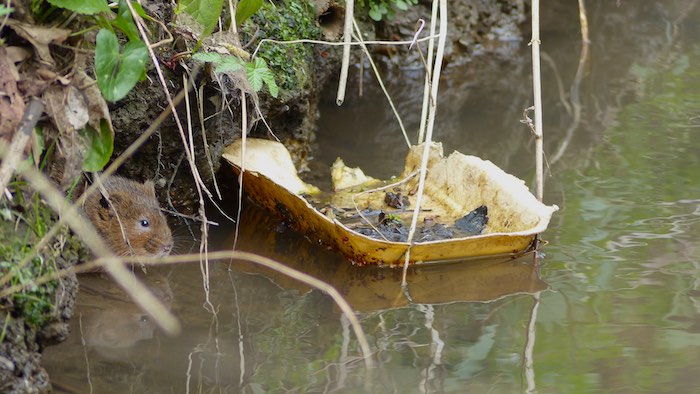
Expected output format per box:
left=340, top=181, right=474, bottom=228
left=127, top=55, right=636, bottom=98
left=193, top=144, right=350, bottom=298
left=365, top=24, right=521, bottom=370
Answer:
left=45, top=1, right=700, bottom=392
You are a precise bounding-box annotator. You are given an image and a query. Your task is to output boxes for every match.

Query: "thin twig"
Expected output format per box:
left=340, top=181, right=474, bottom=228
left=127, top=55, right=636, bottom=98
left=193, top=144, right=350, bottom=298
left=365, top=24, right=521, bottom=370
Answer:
left=351, top=19, right=410, bottom=148
left=196, top=82, right=223, bottom=199
left=349, top=170, right=420, bottom=242
left=540, top=52, right=572, bottom=117
left=251, top=35, right=442, bottom=60
left=125, top=1, right=214, bottom=203
left=401, top=0, right=447, bottom=286
left=231, top=90, right=247, bottom=254
left=550, top=0, right=589, bottom=164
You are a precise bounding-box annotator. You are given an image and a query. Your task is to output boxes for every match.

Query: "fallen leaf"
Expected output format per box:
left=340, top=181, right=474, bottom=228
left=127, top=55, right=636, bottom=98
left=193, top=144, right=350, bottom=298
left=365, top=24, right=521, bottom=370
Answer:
left=0, top=47, right=26, bottom=144
left=65, top=85, right=90, bottom=130
left=7, top=20, right=70, bottom=66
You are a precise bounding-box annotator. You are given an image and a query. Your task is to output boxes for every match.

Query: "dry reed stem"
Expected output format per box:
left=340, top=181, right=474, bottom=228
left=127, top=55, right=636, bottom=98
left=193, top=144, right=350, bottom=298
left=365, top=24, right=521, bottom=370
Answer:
left=336, top=0, right=354, bottom=105
left=351, top=19, right=410, bottom=148
left=530, top=0, right=545, bottom=202
left=401, top=0, right=447, bottom=286
left=417, top=1, right=439, bottom=144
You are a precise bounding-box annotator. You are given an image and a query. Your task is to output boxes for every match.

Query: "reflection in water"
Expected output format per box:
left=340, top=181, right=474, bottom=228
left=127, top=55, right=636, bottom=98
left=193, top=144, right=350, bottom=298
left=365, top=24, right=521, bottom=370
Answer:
left=44, top=271, right=173, bottom=393
left=227, top=204, right=548, bottom=311
left=44, top=1, right=700, bottom=392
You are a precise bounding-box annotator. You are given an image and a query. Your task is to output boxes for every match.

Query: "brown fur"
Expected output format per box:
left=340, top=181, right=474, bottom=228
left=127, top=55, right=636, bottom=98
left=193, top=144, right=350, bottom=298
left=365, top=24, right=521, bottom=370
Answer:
left=82, top=176, right=173, bottom=257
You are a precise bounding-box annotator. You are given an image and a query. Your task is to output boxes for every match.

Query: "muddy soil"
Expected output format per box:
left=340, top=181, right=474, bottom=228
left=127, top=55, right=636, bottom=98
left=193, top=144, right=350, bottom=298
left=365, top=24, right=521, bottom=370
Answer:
left=0, top=248, right=78, bottom=394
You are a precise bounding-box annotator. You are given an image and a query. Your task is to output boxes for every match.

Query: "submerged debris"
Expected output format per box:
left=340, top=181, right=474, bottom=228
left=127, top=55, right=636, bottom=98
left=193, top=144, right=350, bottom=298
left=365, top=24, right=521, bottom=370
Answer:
left=348, top=205, right=488, bottom=243
left=384, top=191, right=410, bottom=209
left=454, top=205, right=489, bottom=236
left=418, top=223, right=454, bottom=242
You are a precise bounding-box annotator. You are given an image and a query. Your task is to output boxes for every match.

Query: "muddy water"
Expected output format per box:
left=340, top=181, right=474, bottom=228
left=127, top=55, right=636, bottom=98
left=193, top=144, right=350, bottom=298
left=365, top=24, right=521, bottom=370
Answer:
left=44, top=1, right=700, bottom=392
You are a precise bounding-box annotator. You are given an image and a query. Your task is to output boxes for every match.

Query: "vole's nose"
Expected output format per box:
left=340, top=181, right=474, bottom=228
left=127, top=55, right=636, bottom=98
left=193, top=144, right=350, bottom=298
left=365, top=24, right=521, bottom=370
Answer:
left=161, top=240, right=174, bottom=256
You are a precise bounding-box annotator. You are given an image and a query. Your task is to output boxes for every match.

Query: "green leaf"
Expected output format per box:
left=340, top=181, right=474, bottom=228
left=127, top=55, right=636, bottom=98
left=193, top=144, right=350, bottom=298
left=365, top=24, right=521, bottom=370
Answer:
left=235, top=0, right=262, bottom=26
left=246, top=58, right=278, bottom=98
left=368, top=5, right=383, bottom=21
left=0, top=5, right=14, bottom=17
left=130, top=1, right=153, bottom=21
left=180, top=0, right=224, bottom=37
left=112, top=0, right=139, bottom=42
left=216, top=56, right=244, bottom=73
left=192, top=52, right=223, bottom=63
left=95, top=29, right=148, bottom=102
left=395, top=0, right=408, bottom=10
left=46, top=0, right=110, bottom=15
left=263, top=73, right=279, bottom=98
left=81, top=120, right=114, bottom=171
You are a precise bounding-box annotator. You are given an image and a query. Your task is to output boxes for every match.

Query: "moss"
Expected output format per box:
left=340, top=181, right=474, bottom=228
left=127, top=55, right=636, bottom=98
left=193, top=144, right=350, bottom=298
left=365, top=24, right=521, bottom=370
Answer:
left=242, top=0, right=322, bottom=95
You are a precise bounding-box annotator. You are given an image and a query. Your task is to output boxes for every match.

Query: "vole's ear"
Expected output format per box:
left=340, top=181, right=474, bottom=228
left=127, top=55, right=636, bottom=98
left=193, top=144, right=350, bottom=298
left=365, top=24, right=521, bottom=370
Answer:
left=143, top=180, right=157, bottom=197
left=103, top=190, right=125, bottom=209
left=99, top=194, right=110, bottom=209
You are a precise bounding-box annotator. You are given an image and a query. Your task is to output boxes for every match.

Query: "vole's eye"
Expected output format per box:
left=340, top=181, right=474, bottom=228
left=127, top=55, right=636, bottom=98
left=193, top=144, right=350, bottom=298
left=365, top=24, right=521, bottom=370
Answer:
left=140, top=219, right=150, bottom=228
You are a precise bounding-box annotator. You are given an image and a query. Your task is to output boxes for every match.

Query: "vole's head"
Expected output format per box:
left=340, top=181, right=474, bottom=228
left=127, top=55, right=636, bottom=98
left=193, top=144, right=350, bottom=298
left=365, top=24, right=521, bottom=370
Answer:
left=94, top=180, right=173, bottom=257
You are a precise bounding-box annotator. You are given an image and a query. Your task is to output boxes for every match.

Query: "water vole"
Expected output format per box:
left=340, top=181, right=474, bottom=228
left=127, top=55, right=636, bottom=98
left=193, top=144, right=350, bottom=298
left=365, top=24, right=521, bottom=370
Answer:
left=81, top=176, right=173, bottom=257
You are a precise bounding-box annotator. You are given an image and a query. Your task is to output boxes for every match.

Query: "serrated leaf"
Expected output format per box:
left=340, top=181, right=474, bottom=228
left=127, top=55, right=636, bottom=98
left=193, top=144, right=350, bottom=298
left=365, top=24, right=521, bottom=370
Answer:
left=216, top=56, right=244, bottom=73
left=246, top=58, right=278, bottom=98
left=262, top=73, right=279, bottom=98
left=47, top=0, right=110, bottom=15
left=246, top=62, right=263, bottom=92
left=235, top=0, right=262, bottom=26
left=192, top=52, right=223, bottom=63
left=95, top=29, right=148, bottom=102
left=180, top=0, right=224, bottom=37
left=81, top=120, right=114, bottom=171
